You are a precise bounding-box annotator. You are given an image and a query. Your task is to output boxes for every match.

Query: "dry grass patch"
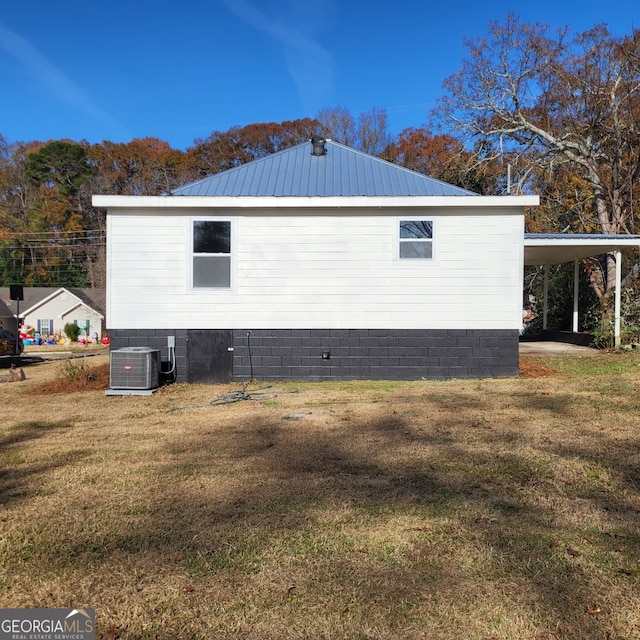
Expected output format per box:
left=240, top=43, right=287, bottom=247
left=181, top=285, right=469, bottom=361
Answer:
left=1, top=353, right=640, bottom=639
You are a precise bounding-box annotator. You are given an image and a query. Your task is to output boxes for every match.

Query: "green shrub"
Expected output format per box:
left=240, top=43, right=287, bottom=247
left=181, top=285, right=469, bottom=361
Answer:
left=63, top=322, right=81, bottom=342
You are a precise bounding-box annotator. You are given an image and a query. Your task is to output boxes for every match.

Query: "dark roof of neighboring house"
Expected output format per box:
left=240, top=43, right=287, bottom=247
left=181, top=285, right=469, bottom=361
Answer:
left=72, top=288, right=106, bottom=316
left=0, top=298, right=12, bottom=318
left=171, top=139, right=476, bottom=197
left=0, top=287, right=105, bottom=317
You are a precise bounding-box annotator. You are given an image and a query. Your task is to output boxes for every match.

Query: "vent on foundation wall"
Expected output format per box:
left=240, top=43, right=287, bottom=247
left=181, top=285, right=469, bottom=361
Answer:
left=110, top=347, right=161, bottom=390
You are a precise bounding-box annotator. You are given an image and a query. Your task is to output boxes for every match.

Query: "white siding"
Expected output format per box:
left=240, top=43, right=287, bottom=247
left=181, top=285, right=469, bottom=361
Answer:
left=106, top=207, right=524, bottom=330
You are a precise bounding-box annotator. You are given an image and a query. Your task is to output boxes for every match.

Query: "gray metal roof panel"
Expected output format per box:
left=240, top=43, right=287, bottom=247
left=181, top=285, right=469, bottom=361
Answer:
left=172, top=140, right=476, bottom=197
left=525, top=233, right=640, bottom=240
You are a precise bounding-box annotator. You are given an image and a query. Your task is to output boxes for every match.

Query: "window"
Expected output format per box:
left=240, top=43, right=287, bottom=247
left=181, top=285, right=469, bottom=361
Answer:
left=37, top=319, right=52, bottom=338
left=399, top=220, right=434, bottom=259
left=192, top=220, right=231, bottom=288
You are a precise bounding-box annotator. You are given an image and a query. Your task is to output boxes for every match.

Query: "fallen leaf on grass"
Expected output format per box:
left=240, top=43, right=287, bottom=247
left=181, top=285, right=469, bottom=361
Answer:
left=182, top=584, right=195, bottom=593
left=587, top=605, right=609, bottom=616
left=286, top=582, right=296, bottom=597
left=475, top=516, right=498, bottom=524
left=618, top=567, right=636, bottom=576
left=566, top=546, right=582, bottom=557
left=105, top=627, right=120, bottom=640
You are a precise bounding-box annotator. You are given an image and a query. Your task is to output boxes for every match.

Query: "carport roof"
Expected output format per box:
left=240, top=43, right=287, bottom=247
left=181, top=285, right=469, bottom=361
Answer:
left=524, top=233, right=640, bottom=265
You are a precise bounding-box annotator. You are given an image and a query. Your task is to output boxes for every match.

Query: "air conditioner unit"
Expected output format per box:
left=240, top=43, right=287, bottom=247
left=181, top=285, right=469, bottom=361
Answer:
left=110, top=347, right=161, bottom=390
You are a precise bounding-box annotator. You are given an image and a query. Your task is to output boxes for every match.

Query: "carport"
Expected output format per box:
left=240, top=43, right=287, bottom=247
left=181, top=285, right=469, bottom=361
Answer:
left=524, top=234, right=640, bottom=347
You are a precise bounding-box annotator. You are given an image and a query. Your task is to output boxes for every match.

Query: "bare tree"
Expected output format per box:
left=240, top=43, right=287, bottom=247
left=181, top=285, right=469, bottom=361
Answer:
left=316, top=106, right=390, bottom=155
left=316, top=106, right=358, bottom=146
left=357, top=107, right=390, bottom=156
left=437, top=15, right=640, bottom=301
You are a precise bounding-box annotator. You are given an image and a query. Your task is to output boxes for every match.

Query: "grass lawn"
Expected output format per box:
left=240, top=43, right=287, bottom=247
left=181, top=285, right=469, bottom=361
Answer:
left=1, top=352, right=639, bottom=639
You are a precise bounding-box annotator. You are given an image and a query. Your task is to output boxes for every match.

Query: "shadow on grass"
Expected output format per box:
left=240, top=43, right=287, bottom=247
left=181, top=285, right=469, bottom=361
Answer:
left=0, top=420, right=90, bottom=505
left=0, top=355, right=45, bottom=369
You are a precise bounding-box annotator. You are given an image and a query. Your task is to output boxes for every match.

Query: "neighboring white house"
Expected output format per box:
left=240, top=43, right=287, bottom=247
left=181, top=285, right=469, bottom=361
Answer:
left=93, top=138, right=538, bottom=383
left=0, top=287, right=105, bottom=342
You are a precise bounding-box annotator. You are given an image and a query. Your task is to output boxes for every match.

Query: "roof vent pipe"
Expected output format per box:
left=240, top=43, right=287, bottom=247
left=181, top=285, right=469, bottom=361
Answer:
left=311, top=137, right=326, bottom=156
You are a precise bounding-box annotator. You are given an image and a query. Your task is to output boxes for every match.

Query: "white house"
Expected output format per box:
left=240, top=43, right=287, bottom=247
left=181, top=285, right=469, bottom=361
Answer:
left=0, top=287, right=105, bottom=342
left=93, top=138, right=538, bottom=383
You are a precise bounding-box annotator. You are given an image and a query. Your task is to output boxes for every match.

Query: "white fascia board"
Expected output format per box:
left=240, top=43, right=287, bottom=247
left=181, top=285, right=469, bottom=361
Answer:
left=93, top=194, right=539, bottom=210
left=524, top=236, right=640, bottom=265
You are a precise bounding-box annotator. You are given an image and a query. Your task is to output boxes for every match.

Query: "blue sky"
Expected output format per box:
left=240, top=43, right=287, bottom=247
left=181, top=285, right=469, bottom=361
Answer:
left=0, top=0, right=637, bottom=150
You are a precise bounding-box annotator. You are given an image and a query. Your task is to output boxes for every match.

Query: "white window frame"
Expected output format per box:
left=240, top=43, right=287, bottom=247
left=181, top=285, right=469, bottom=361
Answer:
left=398, top=218, right=435, bottom=261
left=191, top=218, right=234, bottom=290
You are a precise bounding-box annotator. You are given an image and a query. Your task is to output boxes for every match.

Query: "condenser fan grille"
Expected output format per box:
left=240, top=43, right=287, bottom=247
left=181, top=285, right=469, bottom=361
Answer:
left=110, top=347, right=160, bottom=390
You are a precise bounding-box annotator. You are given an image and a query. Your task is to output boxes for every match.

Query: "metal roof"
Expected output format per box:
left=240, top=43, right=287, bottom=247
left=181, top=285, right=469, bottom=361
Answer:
left=524, top=233, right=640, bottom=265
left=171, top=139, right=476, bottom=197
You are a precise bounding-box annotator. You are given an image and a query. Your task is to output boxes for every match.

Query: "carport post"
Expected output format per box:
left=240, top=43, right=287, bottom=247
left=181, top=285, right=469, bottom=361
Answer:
left=615, top=250, right=622, bottom=349
left=573, top=258, right=580, bottom=333
left=542, top=265, right=549, bottom=330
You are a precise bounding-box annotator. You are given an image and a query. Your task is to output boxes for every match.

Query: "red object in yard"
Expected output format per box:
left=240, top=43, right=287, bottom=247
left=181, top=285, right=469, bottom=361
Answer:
left=101, top=337, right=110, bottom=344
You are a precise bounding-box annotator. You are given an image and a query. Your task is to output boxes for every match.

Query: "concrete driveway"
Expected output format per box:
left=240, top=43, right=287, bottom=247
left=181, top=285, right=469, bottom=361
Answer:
left=519, top=341, right=599, bottom=356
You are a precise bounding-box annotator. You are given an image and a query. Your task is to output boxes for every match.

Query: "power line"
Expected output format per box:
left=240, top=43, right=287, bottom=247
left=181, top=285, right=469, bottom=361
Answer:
left=3, top=242, right=106, bottom=249
left=0, top=229, right=105, bottom=239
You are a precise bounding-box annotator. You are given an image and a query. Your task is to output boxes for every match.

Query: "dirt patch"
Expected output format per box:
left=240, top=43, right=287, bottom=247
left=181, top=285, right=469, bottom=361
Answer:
left=519, top=356, right=557, bottom=378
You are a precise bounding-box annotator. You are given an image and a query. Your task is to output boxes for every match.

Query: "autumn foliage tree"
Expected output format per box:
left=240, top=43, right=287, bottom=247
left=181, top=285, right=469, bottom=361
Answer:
left=89, top=137, right=188, bottom=196
left=384, top=127, right=503, bottom=194
left=186, top=118, right=319, bottom=179
left=0, top=139, right=93, bottom=286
